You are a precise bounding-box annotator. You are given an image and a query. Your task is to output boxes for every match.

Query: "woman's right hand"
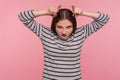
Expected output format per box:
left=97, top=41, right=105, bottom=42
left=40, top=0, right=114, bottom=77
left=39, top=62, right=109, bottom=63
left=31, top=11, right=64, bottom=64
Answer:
left=48, top=5, right=61, bottom=17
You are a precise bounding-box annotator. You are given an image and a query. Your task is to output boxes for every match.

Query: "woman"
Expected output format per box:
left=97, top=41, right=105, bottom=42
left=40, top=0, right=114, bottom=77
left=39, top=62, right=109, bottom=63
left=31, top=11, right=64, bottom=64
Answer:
left=18, top=5, right=110, bottom=80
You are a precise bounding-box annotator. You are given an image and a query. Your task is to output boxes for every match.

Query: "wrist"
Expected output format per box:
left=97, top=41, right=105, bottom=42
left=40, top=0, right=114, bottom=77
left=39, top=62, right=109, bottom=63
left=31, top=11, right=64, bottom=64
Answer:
left=80, top=10, right=84, bottom=16
left=42, top=10, right=50, bottom=15
left=32, top=10, right=50, bottom=17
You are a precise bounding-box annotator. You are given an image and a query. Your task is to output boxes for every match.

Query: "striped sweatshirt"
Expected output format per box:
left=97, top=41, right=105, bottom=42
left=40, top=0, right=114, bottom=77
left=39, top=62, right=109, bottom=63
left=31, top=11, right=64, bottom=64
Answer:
left=18, top=10, right=109, bottom=80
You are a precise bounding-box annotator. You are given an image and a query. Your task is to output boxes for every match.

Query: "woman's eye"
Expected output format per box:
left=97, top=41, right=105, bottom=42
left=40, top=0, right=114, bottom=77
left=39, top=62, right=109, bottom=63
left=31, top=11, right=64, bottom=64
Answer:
left=67, top=26, right=72, bottom=29
left=57, top=26, right=62, bottom=28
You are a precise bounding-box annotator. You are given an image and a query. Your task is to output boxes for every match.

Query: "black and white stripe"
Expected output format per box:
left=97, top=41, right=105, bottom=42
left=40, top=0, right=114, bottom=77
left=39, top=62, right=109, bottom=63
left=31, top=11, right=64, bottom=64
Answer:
left=18, top=10, right=109, bottom=80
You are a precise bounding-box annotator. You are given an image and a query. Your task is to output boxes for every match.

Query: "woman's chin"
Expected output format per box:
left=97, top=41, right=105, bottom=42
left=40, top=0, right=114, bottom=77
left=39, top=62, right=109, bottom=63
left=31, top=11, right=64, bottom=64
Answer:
left=60, top=36, right=68, bottom=40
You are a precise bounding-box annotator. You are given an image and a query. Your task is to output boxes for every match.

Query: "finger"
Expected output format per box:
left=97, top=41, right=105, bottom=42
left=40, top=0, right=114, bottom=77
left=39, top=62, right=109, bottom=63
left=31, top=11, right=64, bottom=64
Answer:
left=72, top=5, right=75, bottom=8
left=72, top=5, right=76, bottom=16
left=72, top=5, right=75, bottom=10
left=58, top=5, right=62, bottom=9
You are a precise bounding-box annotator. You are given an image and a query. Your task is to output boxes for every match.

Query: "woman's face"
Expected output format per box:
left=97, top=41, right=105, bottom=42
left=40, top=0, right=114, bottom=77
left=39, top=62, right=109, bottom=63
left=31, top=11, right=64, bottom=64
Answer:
left=55, top=19, right=73, bottom=40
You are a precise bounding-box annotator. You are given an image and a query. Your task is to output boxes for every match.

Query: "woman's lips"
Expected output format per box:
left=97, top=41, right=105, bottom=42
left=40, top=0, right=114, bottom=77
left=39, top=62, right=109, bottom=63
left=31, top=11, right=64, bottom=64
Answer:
left=61, top=34, right=67, bottom=37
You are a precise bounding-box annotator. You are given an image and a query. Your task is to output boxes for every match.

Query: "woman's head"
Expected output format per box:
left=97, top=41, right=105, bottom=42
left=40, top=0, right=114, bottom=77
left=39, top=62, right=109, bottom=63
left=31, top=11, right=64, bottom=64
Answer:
left=51, top=8, right=77, bottom=40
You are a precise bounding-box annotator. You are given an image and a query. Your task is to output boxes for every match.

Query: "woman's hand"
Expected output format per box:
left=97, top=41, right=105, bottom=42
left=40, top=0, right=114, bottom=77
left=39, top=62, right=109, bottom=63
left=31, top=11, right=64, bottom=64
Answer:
left=72, top=6, right=83, bottom=17
left=48, top=5, right=61, bottom=17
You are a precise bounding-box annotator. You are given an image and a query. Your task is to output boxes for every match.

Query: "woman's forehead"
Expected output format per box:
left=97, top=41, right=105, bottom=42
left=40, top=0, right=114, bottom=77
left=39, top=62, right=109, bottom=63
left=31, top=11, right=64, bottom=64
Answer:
left=56, top=19, right=72, bottom=26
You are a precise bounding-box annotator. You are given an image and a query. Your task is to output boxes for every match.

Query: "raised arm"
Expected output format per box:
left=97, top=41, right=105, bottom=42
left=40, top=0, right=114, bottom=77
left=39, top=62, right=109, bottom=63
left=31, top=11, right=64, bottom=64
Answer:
left=18, top=10, right=47, bottom=37
left=18, top=6, right=61, bottom=38
left=72, top=5, right=100, bottom=19
left=33, top=5, right=61, bottom=17
left=72, top=6, right=110, bottom=38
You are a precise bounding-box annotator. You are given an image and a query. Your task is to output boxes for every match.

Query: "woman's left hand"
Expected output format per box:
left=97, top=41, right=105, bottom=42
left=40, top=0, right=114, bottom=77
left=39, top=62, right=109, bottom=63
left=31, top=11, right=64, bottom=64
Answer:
left=72, top=6, right=83, bottom=17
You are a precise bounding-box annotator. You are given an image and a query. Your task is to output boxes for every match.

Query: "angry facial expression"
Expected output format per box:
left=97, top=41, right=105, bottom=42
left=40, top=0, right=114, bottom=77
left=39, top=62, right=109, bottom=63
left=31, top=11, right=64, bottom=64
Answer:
left=55, top=19, right=73, bottom=40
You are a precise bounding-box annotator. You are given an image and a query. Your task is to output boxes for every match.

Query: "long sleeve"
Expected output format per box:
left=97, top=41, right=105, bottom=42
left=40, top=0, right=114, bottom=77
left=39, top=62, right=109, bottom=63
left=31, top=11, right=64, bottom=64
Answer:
left=83, top=12, right=110, bottom=38
left=18, top=10, right=45, bottom=38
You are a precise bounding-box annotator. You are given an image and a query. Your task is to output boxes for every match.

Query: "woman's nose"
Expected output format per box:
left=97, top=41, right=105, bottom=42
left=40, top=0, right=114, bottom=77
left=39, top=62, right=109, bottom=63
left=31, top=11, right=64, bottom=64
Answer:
left=62, top=29, right=66, bottom=34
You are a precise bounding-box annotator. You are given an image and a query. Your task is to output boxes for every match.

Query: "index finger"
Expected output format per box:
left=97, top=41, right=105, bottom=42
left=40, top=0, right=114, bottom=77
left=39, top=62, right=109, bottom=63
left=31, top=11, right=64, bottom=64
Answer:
left=72, top=5, right=75, bottom=10
left=58, top=5, right=62, bottom=9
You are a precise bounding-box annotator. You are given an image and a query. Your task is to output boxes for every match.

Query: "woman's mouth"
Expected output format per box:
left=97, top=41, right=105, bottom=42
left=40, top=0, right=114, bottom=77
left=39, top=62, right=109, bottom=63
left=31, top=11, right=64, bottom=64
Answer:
left=61, top=34, right=67, bottom=37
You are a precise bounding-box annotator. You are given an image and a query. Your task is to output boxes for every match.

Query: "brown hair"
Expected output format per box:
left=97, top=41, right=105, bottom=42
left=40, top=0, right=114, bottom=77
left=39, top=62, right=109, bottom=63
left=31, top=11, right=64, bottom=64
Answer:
left=51, top=8, right=77, bottom=35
